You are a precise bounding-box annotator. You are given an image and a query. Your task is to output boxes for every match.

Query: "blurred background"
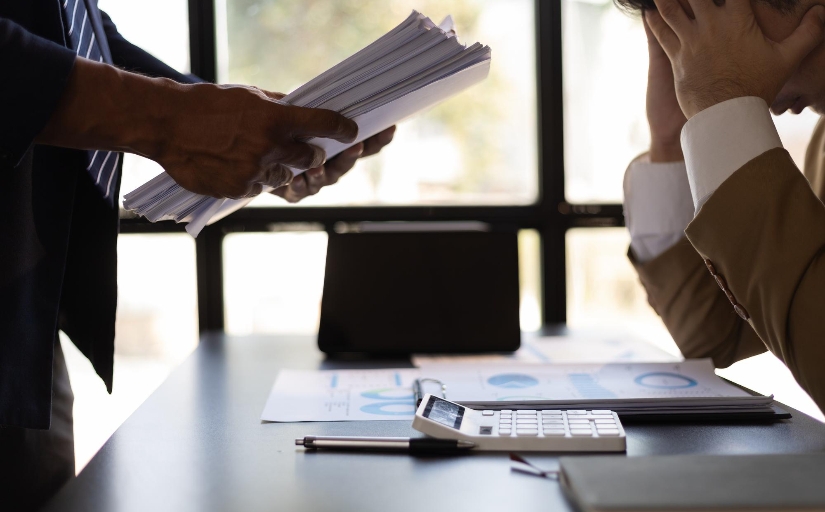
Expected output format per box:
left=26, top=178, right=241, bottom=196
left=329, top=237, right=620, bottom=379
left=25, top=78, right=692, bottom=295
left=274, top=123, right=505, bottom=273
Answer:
left=63, top=0, right=823, bottom=474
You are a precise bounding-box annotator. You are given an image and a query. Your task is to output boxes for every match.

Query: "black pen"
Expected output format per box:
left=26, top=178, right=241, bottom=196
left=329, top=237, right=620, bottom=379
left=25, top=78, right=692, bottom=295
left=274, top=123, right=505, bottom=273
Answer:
left=296, top=436, right=475, bottom=454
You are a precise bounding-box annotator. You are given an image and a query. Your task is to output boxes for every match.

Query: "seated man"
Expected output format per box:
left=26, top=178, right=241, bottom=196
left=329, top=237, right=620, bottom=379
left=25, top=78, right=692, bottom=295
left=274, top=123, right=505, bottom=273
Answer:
left=616, top=0, right=825, bottom=413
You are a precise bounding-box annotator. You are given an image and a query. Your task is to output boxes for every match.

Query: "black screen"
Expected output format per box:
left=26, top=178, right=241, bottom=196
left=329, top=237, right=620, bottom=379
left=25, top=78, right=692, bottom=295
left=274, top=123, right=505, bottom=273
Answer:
left=423, top=396, right=465, bottom=429
left=318, top=231, right=520, bottom=354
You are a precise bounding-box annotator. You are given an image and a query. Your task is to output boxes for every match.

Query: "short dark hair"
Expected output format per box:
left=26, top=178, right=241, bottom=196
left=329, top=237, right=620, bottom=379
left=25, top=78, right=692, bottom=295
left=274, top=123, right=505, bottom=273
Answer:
left=613, top=0, right=801, bottom=16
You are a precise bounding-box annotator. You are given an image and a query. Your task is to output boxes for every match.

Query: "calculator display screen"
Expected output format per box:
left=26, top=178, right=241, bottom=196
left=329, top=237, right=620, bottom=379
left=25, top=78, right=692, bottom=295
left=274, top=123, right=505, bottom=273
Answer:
left=422, top=396, right=464, bottom=429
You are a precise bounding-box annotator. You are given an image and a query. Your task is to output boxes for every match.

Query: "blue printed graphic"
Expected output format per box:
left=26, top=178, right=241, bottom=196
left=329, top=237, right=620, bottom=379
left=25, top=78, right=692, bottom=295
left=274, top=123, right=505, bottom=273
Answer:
left=487, top=373, right=539, bottom=389
left=360, top=402, right=416, bottom=416
left=394, top=372, right=402, bottom=386
left=634, top=372, right=698, bottom=389
left=330, top=375, right=338, bottom=389
left=360, top=388, right=414, bottom=400
left=569, top=373, right=617, bottom=399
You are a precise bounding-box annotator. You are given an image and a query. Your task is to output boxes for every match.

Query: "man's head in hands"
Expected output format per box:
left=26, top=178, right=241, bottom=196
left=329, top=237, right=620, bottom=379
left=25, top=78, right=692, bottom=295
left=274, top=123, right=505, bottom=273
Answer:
left=614, top=0, right=825, bottom=117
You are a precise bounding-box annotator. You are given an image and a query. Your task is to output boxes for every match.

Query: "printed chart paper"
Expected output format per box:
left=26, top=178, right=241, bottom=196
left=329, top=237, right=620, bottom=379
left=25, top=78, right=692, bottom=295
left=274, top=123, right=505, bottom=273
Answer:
left=260, top=360, right=772, bottom=423
left=418, top=360, right=753, bottom=404
left=261, top=368, right=421, bottom=422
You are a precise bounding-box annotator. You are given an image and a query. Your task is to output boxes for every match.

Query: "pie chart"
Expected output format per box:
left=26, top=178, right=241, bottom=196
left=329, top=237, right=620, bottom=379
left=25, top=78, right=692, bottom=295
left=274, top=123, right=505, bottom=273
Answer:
left=487, top=373, right=539, bottom=389
left=634, top=372, right=697, bottom=389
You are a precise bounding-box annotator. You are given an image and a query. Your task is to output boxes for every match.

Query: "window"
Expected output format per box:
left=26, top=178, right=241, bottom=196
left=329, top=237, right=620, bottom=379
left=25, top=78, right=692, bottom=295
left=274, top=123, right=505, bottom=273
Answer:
left=562, top=0, right=648, bottom=204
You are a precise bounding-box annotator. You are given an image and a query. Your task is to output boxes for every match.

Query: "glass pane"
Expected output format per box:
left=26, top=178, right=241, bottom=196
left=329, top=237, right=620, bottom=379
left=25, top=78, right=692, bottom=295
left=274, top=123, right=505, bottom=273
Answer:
left=63, top=234, right=198, bottom=473
left=774, top=109, right=820, bottom=169
left=98, top=0, right=190, bottom=73
left=562, top=0, right=648, bottom=204
left=218, top=0, right=538, bottom=207
left=565, top=227, right=677, bottom=354
left=98, top=0, right=191, bottom=207
left=518, top=229, right=542, bottom=332
left=562, top=0, right=820, bottom=204
left=224, top=228, right=543, bottom=335
left=224, top=231, right=329, bottom=335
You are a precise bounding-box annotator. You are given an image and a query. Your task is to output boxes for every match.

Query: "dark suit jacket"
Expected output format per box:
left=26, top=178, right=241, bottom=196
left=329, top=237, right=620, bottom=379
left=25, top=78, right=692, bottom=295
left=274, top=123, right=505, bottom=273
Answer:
left=0, top=0, right=200, bottom=429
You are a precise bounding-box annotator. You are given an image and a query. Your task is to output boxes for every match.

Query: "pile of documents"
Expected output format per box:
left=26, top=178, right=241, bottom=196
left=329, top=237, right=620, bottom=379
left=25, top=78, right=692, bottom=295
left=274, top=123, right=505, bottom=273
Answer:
left=261, top=359, right=777, bottom=423
left=422, top=360, right=775, bottom=418
left=123, top=11, right=492, bottom=236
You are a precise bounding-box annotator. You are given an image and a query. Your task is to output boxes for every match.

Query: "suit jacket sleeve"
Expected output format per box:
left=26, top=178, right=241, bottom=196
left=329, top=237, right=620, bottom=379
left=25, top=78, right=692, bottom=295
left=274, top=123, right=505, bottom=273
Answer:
left=0, top=17, right=76, bottom=169
left=100, top=11, right=203, bottom=85
left=682, top=147, right=825, bottom=411
left=630, top=237, right=767, bottom=368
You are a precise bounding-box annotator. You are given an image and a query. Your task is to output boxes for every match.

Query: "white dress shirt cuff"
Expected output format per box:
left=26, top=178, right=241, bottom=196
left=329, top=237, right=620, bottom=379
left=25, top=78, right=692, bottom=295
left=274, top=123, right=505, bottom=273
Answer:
left=623, top=155, right=694, bottom=263
left=681, top=96, right=783, bottom=211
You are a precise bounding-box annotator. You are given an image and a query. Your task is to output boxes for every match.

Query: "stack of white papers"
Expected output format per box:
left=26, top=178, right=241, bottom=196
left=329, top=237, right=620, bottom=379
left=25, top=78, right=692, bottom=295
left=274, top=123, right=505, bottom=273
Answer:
left=123, top=11, right=492, bottom=236
left=260, top=360, right=776, bottom=422
left=420, top=360, right=775, bottom=417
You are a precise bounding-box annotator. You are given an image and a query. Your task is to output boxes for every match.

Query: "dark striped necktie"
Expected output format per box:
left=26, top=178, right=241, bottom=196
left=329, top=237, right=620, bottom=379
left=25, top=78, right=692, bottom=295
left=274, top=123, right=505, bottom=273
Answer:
left=61, top=0, right=120, bottom=207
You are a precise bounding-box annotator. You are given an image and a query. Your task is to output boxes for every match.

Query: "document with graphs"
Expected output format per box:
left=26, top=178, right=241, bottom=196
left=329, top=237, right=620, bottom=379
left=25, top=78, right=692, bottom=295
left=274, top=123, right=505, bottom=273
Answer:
left=419, top=359, right=775, bottom=417
left=261, top=360, right=777, bottom=423
left=123, top=10, right=491, bottom=236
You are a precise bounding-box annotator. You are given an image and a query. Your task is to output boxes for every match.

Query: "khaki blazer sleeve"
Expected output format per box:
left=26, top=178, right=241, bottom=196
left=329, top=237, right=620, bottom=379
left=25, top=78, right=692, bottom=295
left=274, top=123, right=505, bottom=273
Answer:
left=631, top=239, right=767, bottom=367
left=631, top=118, right=825, bottom=413
left=684, top=147, right=825, bottom=411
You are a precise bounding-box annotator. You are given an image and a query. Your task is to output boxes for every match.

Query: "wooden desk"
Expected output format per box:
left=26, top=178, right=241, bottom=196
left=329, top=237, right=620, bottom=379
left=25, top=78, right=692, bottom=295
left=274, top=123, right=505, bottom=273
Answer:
left=43, top=333, right=825, bottom=512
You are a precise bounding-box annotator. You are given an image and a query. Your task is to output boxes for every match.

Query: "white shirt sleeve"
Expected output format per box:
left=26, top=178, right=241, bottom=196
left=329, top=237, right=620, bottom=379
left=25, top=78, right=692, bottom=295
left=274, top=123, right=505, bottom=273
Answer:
left=623, top=155, right=694, bottom=263
left=681, top=96, right=783, bottom=211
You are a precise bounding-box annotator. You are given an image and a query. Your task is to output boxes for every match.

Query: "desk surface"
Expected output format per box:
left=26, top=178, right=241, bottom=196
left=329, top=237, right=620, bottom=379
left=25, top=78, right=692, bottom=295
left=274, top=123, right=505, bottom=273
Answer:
left=44, top=334, right=825, bottom=512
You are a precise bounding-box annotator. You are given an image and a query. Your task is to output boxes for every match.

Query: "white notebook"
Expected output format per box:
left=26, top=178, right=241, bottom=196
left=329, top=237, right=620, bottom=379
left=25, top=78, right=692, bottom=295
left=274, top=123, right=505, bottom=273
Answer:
left=123, top=11, right=492, bottom=236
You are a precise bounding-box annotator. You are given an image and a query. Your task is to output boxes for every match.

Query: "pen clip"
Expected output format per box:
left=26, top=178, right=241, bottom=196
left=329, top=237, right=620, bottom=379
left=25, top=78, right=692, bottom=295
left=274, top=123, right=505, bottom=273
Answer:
left=413, top=378, right=447, bottom=407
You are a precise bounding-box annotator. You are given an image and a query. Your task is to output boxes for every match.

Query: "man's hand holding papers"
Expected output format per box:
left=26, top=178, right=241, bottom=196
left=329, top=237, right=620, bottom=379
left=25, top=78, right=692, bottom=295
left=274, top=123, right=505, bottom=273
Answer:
left=272, top=126, right=396, bottom=203
left=154, top=84, right=357, bottom=200
left=123, top=11, right=491, bottom=236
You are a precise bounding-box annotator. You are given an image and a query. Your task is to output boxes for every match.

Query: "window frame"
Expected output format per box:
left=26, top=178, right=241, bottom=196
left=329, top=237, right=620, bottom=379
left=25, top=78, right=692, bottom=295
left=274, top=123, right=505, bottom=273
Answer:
left=119, top=0, right=625, bottom=333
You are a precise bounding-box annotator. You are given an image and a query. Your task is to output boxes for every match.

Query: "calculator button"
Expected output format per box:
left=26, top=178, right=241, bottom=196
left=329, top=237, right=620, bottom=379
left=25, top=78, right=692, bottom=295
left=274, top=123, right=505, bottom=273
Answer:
left=542, top=419, right=564, bottom=425
left=482, top=410, right=494, bottom=416
left=597, top=429, right=620, bottom=436
left=516, top=417, right=538, bottom=423
left=502, top=410, right=513, bottom=414
left=516, top=430, right=539, bottom=436
left=595, top=419, right=616, bottom=424
left=500, top=412, right=512, bottom=416
left=516, top=410, right=537, bottom=414
left=499, top=418, right=512, bottom=424
left=541, top=410, right=562, bottom=415
left=591, top=410, right=612, bottom=415
left=566, top=410, right=587, bottom=415
left=568, top=419, right=589, bottom=424
left=543, top=429, right=566, bottom=436
left=570, top=429, right=593, bottom=436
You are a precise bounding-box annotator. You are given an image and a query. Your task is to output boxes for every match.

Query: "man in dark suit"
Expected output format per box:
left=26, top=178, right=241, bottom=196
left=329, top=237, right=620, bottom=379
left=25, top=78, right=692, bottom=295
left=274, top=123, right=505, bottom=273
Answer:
left=0, top=1, right=395, bottom=509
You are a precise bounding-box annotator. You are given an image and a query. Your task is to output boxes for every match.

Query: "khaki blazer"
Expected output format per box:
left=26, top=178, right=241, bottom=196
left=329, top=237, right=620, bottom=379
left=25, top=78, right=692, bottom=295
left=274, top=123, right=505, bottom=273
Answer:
left=632, top=118, right=825, bottom=413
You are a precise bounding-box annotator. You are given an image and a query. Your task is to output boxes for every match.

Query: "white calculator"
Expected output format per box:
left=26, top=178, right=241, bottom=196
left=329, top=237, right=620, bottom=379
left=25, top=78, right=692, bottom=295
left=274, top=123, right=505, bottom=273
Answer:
left=412, top=394, right=626, bottom=452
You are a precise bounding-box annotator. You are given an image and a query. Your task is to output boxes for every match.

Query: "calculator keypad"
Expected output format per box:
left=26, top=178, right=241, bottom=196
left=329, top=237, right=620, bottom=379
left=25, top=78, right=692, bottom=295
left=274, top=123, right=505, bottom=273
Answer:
left=496, top=410, right=621, bottom=438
